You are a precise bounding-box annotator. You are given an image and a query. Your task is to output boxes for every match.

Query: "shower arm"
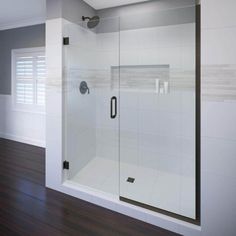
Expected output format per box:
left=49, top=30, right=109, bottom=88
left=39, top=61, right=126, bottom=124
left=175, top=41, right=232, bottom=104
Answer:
left=82, top=16, right=91, bottom=21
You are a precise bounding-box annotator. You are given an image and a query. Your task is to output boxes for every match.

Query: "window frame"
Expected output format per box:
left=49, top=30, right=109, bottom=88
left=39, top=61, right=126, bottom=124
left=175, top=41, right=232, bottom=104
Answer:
left=11, top=47, right=46, bottom=114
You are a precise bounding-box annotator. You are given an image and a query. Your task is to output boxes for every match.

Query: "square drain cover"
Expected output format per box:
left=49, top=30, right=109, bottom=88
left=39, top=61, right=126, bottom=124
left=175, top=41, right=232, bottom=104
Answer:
left=127, top=177, right=135, bottom=183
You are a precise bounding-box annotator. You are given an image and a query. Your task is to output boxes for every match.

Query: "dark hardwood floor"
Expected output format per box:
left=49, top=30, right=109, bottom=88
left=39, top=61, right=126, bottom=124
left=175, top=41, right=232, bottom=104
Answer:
left=0, top=138, right=180, bottom=236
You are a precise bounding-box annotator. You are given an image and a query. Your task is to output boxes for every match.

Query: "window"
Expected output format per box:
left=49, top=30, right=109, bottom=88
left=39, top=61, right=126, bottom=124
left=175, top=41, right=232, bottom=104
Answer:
left=12, top=47, right=46, bottom=112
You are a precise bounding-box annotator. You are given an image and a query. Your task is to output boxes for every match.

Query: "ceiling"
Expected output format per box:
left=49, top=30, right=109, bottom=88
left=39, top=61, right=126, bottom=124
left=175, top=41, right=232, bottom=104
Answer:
left=0, top=0, right=46, bottom=30
left=83, top=0, right=150, bottom=10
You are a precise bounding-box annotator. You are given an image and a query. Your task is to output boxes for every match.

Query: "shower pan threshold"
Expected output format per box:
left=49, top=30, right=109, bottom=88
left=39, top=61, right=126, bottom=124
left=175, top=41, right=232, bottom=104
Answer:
left=62, top=178, right=200, bottom=235
left=64, top=157, right=195, bottom=220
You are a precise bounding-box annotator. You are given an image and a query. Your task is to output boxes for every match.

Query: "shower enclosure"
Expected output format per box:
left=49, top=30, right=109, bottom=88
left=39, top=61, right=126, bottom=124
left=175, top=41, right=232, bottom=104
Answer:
left=63, top=4, right=200, bottom=223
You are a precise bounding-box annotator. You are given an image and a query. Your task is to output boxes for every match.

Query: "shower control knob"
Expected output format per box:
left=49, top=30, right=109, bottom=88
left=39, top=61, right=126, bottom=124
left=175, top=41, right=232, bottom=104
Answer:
left=80, top=81, right=90, bottom=95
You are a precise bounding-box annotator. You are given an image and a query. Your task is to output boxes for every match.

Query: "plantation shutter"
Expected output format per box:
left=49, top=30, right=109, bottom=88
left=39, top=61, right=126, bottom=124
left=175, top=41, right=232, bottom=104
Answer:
left=15, top=55, right=34, bottom=104
left=14, top=49, right=45, bottom=107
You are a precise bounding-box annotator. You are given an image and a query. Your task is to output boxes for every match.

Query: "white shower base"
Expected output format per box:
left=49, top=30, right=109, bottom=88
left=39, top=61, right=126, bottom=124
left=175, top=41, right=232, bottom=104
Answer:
left=71, top=157, right=119, bottom=196
left=70, top=156, right=195, bottom=218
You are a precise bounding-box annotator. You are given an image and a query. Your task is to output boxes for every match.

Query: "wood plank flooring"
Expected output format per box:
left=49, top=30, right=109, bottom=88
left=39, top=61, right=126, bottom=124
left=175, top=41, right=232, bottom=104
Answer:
left=0, top=138, right=181, bottom=236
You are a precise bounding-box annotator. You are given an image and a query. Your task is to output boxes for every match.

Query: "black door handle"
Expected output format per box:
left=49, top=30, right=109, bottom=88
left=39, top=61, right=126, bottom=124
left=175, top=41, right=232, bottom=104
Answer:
left=110, top=96, right=117, bottom=119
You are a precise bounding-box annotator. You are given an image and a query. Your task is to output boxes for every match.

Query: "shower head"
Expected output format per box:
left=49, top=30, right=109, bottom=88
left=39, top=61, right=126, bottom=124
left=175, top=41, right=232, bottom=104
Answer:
left=82, top=16, right=100, bottom=29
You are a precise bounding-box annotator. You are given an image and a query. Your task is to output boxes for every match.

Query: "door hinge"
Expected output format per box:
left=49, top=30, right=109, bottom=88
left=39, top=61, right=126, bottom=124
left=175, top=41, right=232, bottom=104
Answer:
left=63, top=37, right=69, bottom=45
left=63, top=161, right=69, bottom=170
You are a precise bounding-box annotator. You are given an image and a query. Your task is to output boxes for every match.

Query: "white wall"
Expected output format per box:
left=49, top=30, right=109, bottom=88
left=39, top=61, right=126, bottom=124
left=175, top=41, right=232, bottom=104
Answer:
left=46, top=17, right=64, bottom=189
left=200, top=0, right=236, bottom=235
left=0, top=94, right=45, bottom=147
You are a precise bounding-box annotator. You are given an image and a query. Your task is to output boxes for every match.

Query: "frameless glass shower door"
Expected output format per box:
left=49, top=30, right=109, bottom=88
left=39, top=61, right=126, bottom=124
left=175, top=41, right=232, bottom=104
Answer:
left=63, top=17, right=120, bottom=196
left=119, top=5, right=198, bottom=220
left=63, top=3, right=199, bottom=222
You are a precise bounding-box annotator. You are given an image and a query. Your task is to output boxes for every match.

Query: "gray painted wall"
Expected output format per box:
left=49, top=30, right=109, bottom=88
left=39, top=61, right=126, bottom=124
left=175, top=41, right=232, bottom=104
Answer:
left=46, top=0, right=195, bottom=33
left=46, top=0, right=62, bottom=19
left=0, top=24, right=45, bottom=95
left=97, top=0, right=196, bottom=18
left=46, top=0, right=95, bottom=23
left=96, top=0, right=196, bottom=33
left=62, top=0, right=95, bottom=24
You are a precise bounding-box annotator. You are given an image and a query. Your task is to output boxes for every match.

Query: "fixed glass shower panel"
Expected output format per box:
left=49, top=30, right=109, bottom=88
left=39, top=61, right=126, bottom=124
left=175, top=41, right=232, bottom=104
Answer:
left=63, top=17, right=120, bottom=196
left=119, top=6, right=198, bottom=220
left=63, top=4, right=199, bottom=222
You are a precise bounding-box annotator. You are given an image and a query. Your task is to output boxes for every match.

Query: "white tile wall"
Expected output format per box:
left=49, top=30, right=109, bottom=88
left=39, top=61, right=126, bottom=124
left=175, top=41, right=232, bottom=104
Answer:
left=202, top=27, right=236, bottom=65
left=201, top=0, right=236, bottom=235
left=120, top=24, right=195, bottom=70
left=201, top=0, right=236, bottom=29
left=201, top=137, right=236, bottom=178
left=202, top=101, right=236, bottom=140
left=201, top=171, right=236, bottom=236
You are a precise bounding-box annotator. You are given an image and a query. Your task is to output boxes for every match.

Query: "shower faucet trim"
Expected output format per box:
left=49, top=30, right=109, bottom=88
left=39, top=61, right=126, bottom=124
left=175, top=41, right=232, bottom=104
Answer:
left=80, top=81, right=90, bottom=94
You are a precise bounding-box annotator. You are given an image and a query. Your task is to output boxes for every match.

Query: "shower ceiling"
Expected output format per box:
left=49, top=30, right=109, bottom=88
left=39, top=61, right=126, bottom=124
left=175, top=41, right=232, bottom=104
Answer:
left=83, top=0, right=150, bottom=9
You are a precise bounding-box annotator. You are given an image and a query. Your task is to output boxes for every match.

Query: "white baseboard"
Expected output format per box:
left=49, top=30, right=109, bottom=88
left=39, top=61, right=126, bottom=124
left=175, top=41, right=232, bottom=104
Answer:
left=0, top=132, right=45, bottom=148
